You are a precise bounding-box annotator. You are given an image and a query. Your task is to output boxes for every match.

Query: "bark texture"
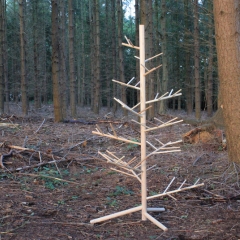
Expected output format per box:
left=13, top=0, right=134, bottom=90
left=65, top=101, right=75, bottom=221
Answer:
left=213, top=0, right=240, bottom=163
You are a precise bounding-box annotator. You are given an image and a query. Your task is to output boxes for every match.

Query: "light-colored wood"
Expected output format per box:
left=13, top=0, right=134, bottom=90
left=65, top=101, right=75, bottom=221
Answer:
left=114, top=98, right=143, bottom=117
left=122, top=42, right=140, bottom=50
left=96, top=124, right=103, bottom=133
left=92, top=131, right=141, bottom=145
left=98, top=152, right=142, bottom=172
left=127, top=77, right=135, bottom=84
left=147, top=183, right=204, bottom=200
left=131, top=119, right=149, bottom=129
left=90, top=206, right=142, bottom=224
left=127, top=156, right=138, bottom=165
left=145, top=119, right=183, bottom=132
left=144, top=64, right=162, bottom=76
left=110, top=123, right=117, bottom=137
left=138, top=105, right=152, bottom=114
left=112, top=79, right=140, bottom=90
left=145, top=52, right=163, bottom=62
left=90, top=26, right=203, bottom=231
left=131, top=102, right=140, bottom=110
left=139, top=25, right=147, bottom=221
left=146, top=90, right=182, bottom=104
left=110, top=168, right=137, bottom=178
left=145, top=212, right=168, bottom=232
left=131, top=170, right=142, bottom=183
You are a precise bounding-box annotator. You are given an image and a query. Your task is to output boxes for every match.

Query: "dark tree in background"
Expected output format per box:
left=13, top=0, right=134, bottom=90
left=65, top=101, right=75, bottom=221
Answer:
left=213, top=0, right=240, bottom=163
left=0, top=0, right=225, bottom=129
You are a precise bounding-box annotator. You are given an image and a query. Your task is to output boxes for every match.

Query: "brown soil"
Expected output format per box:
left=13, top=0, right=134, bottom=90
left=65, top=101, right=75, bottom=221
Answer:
left=0, top=104, right=240, bottom=240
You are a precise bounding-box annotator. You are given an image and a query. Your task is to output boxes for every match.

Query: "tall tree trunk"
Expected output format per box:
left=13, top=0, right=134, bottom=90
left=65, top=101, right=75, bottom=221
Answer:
left=213, top=0, right=240, bottom=163
left=51, top=0, right=63, bottom=122
left=68, top=0, right=76, bottom=117
left=105, top=0, right=111, bottom=111
left=184, top=0, right=193, bottom=115
left=159, top=0, right=169, bottom=114
left=207, top=0, right=213, bottom=117
left=33, top=0, right=41, bottom=109
left=42, top=6, right=47, bottom=105
left=111, top=1, right=117, bottom=114
left=0, top=1, right=4, bottom=114
left=94, top=0, right=100, bottom=114
left=79, top=0, right=85, bottom=107
left=59, top=0, right=67, bottom=119
left=117, top=0, right=127, bottom=116
left=135, top=0, right=140, bottom=108
left=19, top=0, right=28, bottom=115
left=3, top=0, right=9, bottom=113
left=194, top=0, right=201, bottom=120
left=147, top=0, right=155, bottom=119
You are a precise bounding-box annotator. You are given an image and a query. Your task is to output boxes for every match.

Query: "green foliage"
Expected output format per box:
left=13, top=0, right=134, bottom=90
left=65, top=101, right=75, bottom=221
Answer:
left=83, top=166, right=99, bottom=174
left=108, top=186, right=134, bottom=197
left=127, top=138, right=139, bottom=151
left=35, top=166, right=69, bottom=190
left=106, top=197, right=118, bottom=207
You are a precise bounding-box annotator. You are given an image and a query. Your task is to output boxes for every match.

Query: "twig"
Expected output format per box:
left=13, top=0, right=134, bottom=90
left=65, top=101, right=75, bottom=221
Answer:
left=15, top=172, right=80, bottom=185
left=0, top=150, right=14, bottom=168
left=31, top=221, right=92, bottom=227
left=34, top=118, right=46, bottom=134
left=53, top=137, right=94, bottom=153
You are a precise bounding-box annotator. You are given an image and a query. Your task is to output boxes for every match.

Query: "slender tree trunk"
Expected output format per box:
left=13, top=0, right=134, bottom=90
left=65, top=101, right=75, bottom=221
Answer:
left=68, top=0, right=76, bottom=117
left=184, top=0, right=192, bottom=115
left=33, top=0, right=41, bottom=109
left=42, top=8, right=47, bottom=105
left=92, top=0, right=100, bottom=114
left=213, top=0, right=240, bottom=163
left=105, top=0, right=111, bottom=111
left=59, top=0, right=67, bottom=119
left=135, top=0, right=140, bottom=108
left=147, top=0, right=155, bottom=119
left=0, top=1, right=4, bottom=114
left=207, top=0, right=213, bottom=117
left=159, top=0, right=169, bottom=114
left=19, top=0, right=28, bottom=115
left=80, top=0, right=85, bottom=107
left=117, top=0, right=127, bottom=116
left=3, top=0, right=8, bottom=113
left=194, top=0, right=201, bottom=120
left=51, top=0, right=63, bottom=122
left=111, top=1, right=117, bottom=114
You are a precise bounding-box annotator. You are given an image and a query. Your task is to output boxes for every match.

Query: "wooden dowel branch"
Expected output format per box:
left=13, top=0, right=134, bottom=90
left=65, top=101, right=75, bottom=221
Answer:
left=144, top=64, right=162, bottom=76
left=145, top=53, right=163, bottom=62
left=112, top=79, right=140, bottom=90
left=114, top=98, right=143, bottom=117
left=92, top=131, right=141, bottom=146
left=122, top=42, right=140, bottom=50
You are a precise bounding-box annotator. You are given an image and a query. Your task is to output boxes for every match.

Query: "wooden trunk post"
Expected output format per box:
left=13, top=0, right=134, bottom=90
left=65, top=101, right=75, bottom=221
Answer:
left=90, top=24, right=203, bottom=232
left=139, top=25, right=147, bottom=221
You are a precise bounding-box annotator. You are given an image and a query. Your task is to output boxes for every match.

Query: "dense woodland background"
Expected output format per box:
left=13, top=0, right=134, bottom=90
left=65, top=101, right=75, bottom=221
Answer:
left=0, top=0, right=216, bottom=121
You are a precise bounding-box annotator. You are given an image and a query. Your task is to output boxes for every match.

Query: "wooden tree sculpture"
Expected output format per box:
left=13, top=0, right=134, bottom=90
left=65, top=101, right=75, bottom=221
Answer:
left=90, top=25, right=204, bottom=231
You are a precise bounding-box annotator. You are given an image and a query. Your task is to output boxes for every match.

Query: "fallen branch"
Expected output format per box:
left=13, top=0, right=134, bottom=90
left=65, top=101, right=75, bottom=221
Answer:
left=34, top=118, right=45, bottom=134
left=10, top=156, right=97, bottom=172
left=0, top=150, right=14, bottom=168
left=15, top=172, right=81, bottom=185
left=0, top=123, right=19, bottom=128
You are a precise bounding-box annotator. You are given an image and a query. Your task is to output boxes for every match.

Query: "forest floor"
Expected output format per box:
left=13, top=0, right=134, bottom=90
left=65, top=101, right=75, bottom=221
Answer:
left=0, top=103, right=240, bottom=240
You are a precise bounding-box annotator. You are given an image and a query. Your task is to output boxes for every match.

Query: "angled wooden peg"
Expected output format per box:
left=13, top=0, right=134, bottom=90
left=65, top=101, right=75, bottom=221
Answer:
left=138, top=105, right=152, bottom=114
left=144, top=64, right=162, bottom=76
left=96, top=124, right=103, bottom=134
left=112, top=79, right=140, bottom=90
left=110, top=123, right=117, bottom=137
left=145, top=52, right=163, bottom=62
left=122, top=42, right=140, bottom=50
